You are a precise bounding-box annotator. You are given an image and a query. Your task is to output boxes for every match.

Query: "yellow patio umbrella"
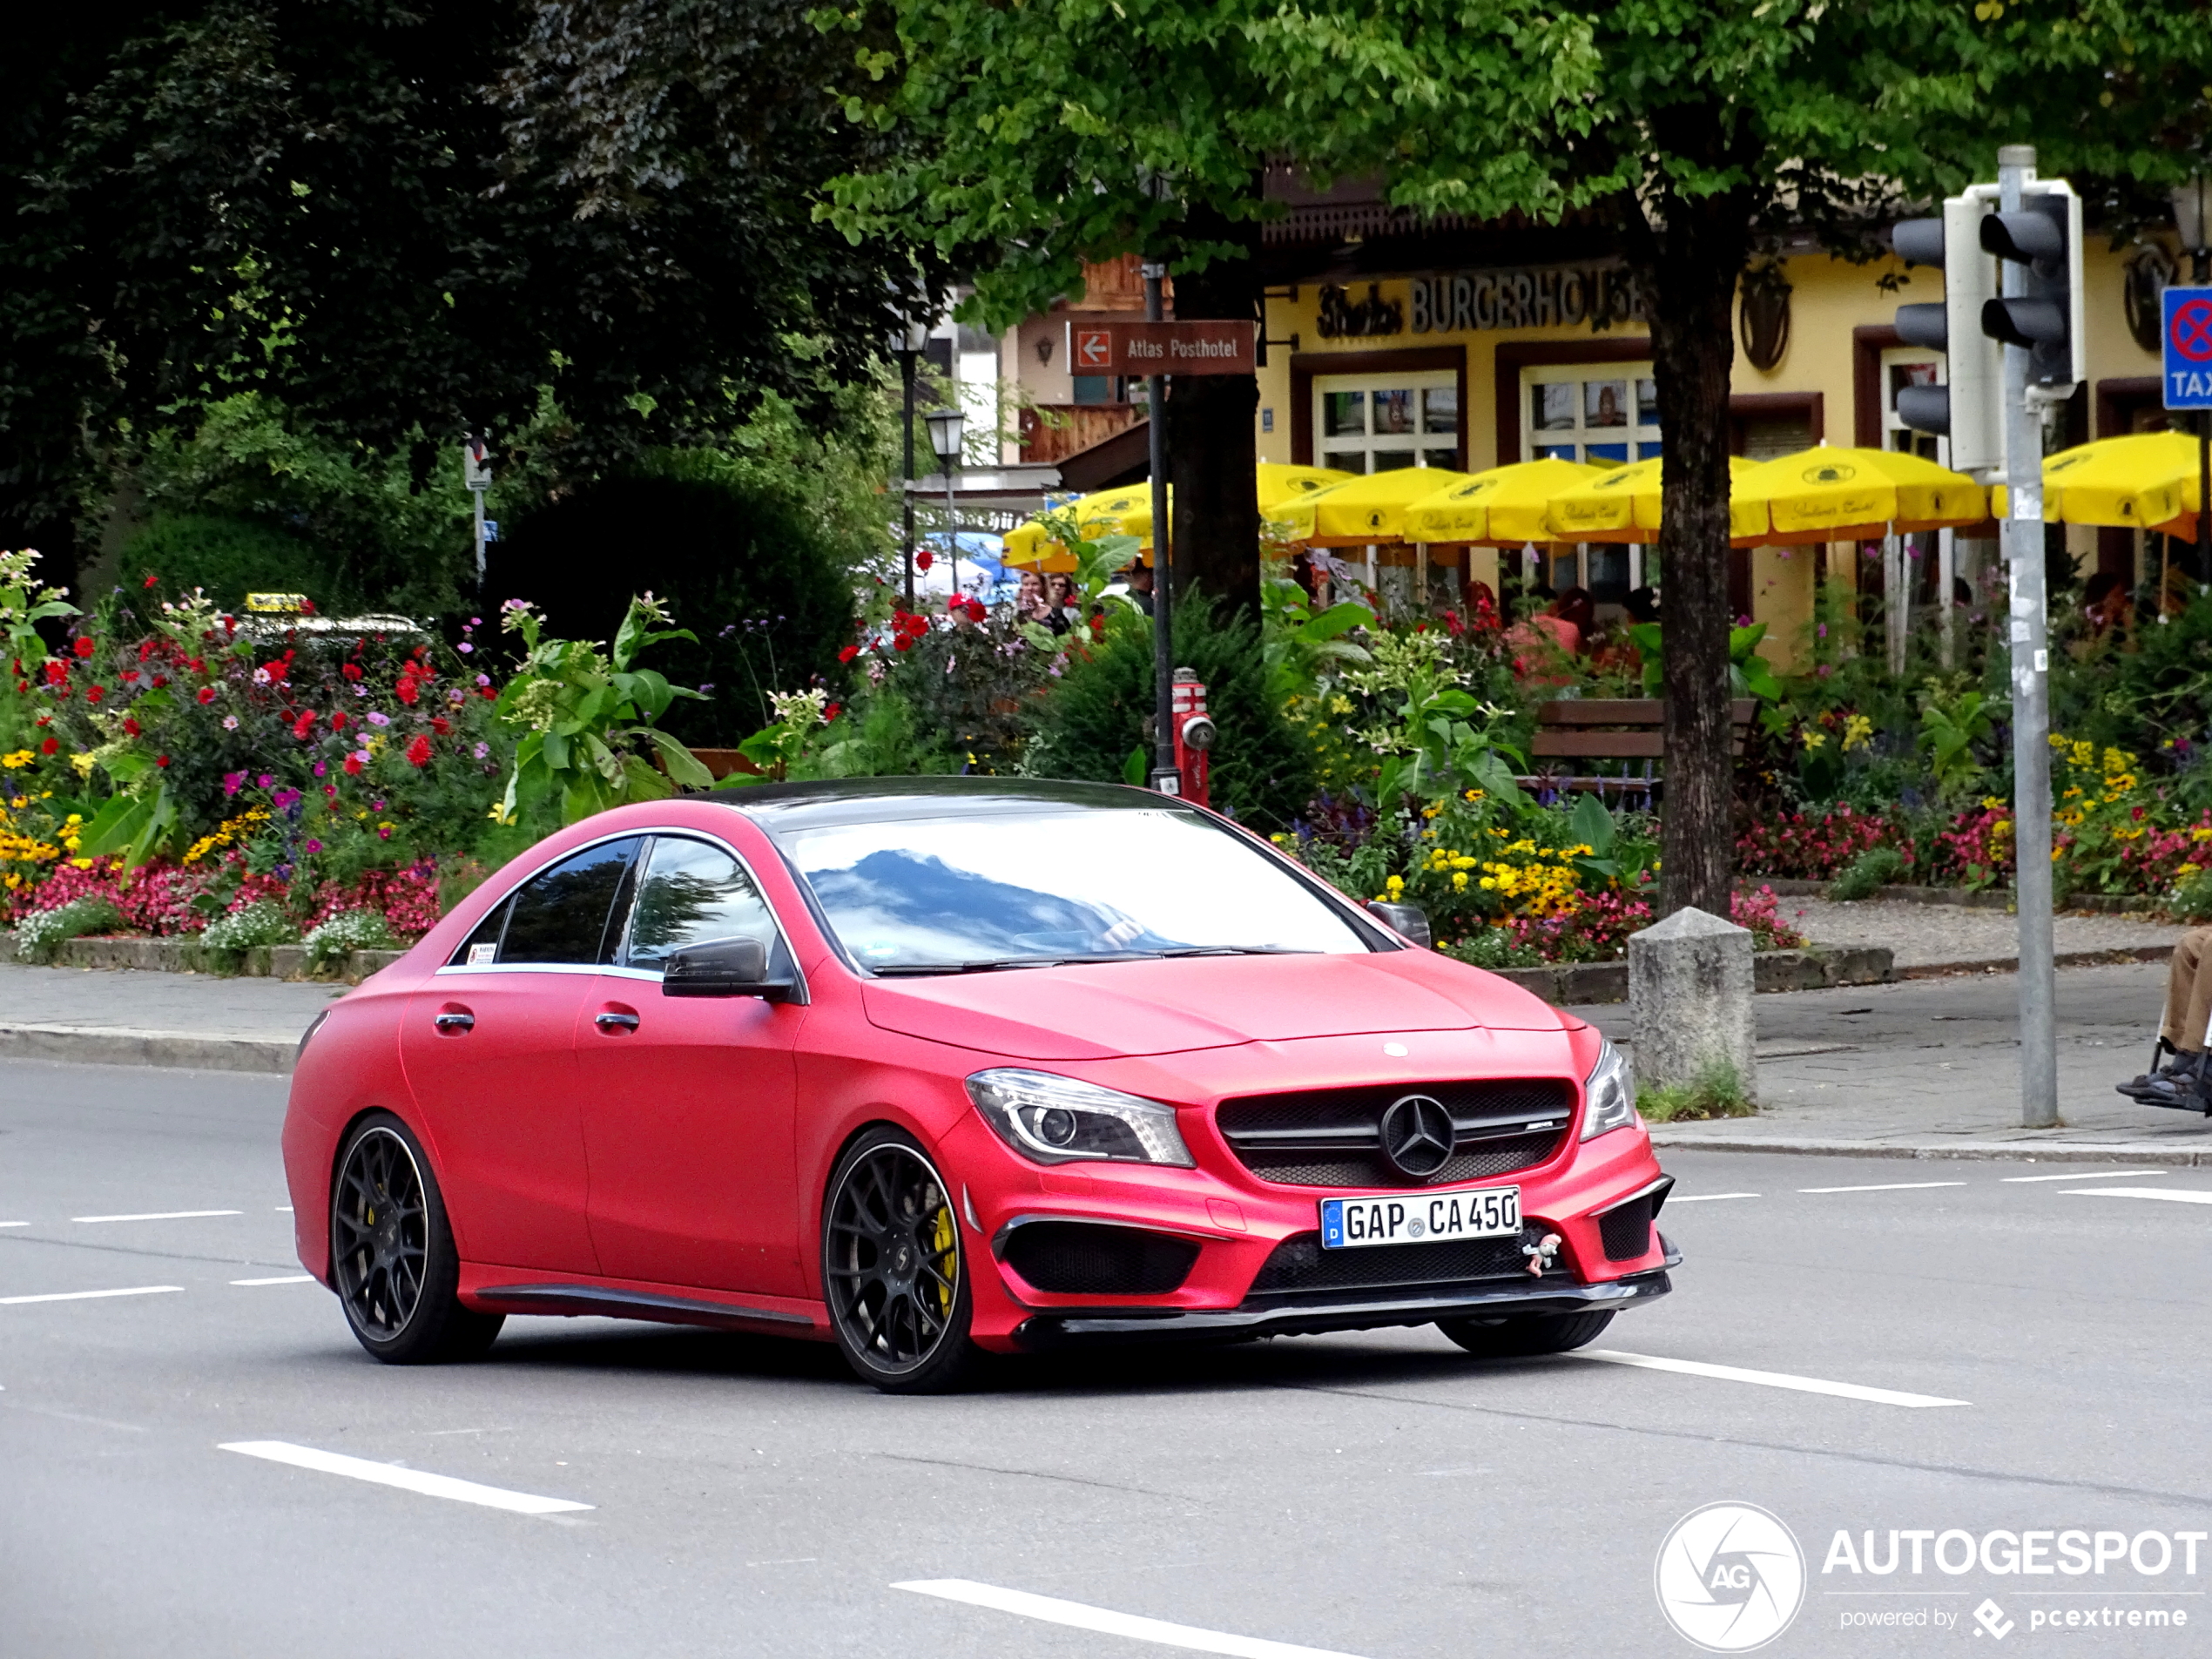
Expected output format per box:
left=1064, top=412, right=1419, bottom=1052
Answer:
left=1736, top=446, right=1988, bottom=544
left=1274, top=467, right=1476, bottom=545
left=1542, top=455, right=1764, bottom=544
left=1403, top=457, right=1601, bottom=546
left=1991, top=430, right=2201, bottom=535
left=1001, top=485, right=1160, bottom=570
left=1257, top=462, right=1356, bottom=515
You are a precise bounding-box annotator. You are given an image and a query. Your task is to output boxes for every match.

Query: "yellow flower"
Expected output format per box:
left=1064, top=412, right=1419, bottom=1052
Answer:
left=1452, top=872, right=1468, bottom=891
left=1801, top=730, right=1827, bottom=751
left=1386, top=874, right=1405, bottom=893
left=1841, top=714, right=1873, bottom=752
left=68, top=752, right=95, bottom=779
left=0, top=750, right=31, bottom=769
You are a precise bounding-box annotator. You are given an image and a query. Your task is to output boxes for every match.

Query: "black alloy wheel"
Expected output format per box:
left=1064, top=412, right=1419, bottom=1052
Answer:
left=1436, top=1308, right=1615, bottom=1358
left=330, top=1112, right=502, bottom=1365
left=823, top=1129, right=981, bottom=1393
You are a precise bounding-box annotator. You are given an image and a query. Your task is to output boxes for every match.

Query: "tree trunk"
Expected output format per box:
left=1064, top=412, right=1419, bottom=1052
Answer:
left=1165, top=234, right=1260, bottom=623
left=1631, top=187, right=1750, bottom=921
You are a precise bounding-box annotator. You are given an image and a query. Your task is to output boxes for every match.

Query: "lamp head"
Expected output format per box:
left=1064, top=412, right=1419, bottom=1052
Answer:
left=924, top=406, right=966, bottom=467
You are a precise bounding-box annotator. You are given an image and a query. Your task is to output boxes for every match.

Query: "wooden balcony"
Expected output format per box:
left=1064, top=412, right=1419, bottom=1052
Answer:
left=1018, top=404, right=1146, bottom=466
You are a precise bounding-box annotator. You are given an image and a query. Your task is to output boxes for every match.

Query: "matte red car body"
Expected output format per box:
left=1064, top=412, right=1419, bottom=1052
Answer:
left=282, top=789, right=1674, bottom=1354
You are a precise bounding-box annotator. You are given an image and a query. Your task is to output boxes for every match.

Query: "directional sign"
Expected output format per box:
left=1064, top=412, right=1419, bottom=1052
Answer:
left=1060, top=320, right=1253, bottom=377
left=2162, top=285, right=2212, bottom=409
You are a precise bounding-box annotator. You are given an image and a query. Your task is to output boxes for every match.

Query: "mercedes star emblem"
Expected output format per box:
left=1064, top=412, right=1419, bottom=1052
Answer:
left=1379, top=1094, right=1455, bottom=1179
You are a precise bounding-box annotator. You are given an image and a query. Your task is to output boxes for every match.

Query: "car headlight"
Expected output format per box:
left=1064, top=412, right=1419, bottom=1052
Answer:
left=1580, top=1038, right=1638, bottom=1141
left=967, top=1069, right=1195, bottom=1168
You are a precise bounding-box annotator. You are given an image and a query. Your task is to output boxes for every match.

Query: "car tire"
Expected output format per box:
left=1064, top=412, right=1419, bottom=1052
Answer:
left=821, top=1127, right=983, bottom=1395
left=1435, top=1308, right=1615, bottom=1358
left=330, top=1111, right=504, bottom=1365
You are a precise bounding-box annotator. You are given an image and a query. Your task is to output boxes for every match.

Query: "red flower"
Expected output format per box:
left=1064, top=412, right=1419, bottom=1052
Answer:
left=155, top=754, right=170, bottom=768
left=142, top=574, right=158, bottom=589
left=152, top=675, right=167, bottom=688
left=262, top=659, right=287, bottom=683
left=187, top=658, right=205, bottom=674
left=838, top=644, right=860, bottom=663
left=299, top=598, right=316, bottom=615
left=43, top=659, right=66, bottom=685
left=341, top=663, right=363, bottom=681
left=429, top=716, right=450, bottom=735
left=823, top=702, right=842, bottom=723
left=331, top=711, right=347, bottom=732
left=86, top=684, right=105, bottom=703
left=72, top=636, right=95, bottom=658
left=292, top=711, right=316, bottom=739
left=893, top=636, right=913, bottom=652
left=406, top=735, right=432, bottom=766
left=40, top=737, right=58, bottom=754
left=915, top=550, right=934, bottom=571
left=123, top=718, right=141, bottom=737
left=478, top=685, right=496, bottom=699
left=900, top=612, right=928, bottom=637
left=197, top=685, right=218, bottom=705
left=342, top=754, right=363, bottom=776
left=395, top=676, right=420, bottom=705
left=964, top=599, right=987, bottom=623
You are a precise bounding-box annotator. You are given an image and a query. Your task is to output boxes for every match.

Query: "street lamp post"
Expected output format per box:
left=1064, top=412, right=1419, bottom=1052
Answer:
left=892, top=317, right=926, bottom=610
left=2173, top=176, right=2212, bottom=597
left=925, top=406, right=966, bottom=605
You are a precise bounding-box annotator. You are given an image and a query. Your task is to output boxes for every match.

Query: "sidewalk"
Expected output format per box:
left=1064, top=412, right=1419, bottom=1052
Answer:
left=0, top=961, right=343, bottom=1073
left=1771, top=894, right=2184, bottom=972
left=1578, top=959, right=2212, bottom=1164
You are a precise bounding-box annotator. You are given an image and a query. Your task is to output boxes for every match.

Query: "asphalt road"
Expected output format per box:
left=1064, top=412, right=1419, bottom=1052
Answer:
left=4, top=1056, right=2209, bottom=1657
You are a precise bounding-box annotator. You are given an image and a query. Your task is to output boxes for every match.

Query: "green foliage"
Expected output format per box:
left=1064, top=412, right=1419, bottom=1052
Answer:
left=302, top=906, right=398, bottom=971
left=1023, top=597, right=1314, bottom=828
left=1918, top=685, right=1994, bottom=795
left=12, top=895, right=123, bottom=963
left=0, top=548, right=79, bottom=749
left=1638, top=1061, right=1757, bottom=1124
left=1828, top=845, right=1907, bottom=902
left=2167, top=867, right=2212, bottom=923
left=1439, top=930, right=1545, bottom=971
left=119, top=515, right=338, bottom=612
left=199, top=898, right=299, bottom=960
left=493, top=474, right=857, bottom=742
left=494, top=596, right=713, bottom=827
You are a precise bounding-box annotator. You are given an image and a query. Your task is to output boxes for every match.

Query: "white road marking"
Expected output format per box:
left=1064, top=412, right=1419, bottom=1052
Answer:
left=0, top=1221, right=26, bottom=1228
left=274, top=1206, right=293, bottom=1214
left=1797, top=1182, right=1966, bottom=1195
left=893, top=1581, right=1366, bottom=1659
left=219, top=1440, right=593, bottom=1515
left=1668, top=1192, right=1759, bottom=1203
left=230, top=1275, right=315, bottom=1286
left=2064, top=1187, right=2212, bottom=1206
left=71, top=1210, right=242, bottom=1224
left=2004, top=1170, right=2168, bottom=1183
left=1, top=1285, right=184, bottom=1305
left=1577, top=1350, right=1969, bottom=1408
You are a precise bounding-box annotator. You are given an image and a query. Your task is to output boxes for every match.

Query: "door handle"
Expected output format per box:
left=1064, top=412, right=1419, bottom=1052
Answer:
left=434, top=1011, right=475, bottom=1033
left=594, top=1011, right=641, bottom=1032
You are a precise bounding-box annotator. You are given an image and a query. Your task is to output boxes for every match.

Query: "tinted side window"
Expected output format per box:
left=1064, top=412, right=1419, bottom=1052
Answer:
left=501, top=839, right=641, bottom=965
left=622, top=838, right=777, bottom=970
left=450, top=897, right=511, bottom=966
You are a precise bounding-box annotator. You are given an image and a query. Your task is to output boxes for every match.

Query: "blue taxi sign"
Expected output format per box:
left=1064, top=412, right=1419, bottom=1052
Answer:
left=2162, top=285, right=2212, bottom=409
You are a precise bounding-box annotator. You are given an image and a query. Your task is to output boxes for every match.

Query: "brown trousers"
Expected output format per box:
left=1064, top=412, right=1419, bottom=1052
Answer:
left=2162, top=927, right=2212, bottom=1051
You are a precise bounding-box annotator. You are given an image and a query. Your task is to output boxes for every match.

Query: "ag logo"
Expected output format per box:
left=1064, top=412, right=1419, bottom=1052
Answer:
left=1654, top=1502, right=1804, bottom=1652
left=1801, top=462, right=1858, bottom=483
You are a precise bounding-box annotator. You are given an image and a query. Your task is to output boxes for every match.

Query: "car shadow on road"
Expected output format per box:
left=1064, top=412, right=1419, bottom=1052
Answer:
left=474, top=1318, right=1563, bottom=1398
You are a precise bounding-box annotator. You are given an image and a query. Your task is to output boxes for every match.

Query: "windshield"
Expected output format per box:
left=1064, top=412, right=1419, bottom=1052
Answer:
left=778, top=808, right=1371, bottom=972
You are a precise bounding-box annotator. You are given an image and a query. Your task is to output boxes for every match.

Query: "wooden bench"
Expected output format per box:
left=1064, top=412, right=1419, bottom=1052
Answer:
left=1521, top=698, right=1755, bottom=806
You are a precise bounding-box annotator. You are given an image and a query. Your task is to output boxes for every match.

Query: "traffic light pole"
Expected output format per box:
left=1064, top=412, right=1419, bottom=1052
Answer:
left=1143, top=260, right=1177, bottom=792
left=1998, top=144, right=2059, bottom=1130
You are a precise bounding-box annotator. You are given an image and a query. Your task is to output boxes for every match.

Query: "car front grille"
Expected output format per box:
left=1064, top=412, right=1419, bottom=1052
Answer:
left=1216, top=1079, right=1574, bottom=1189
left=1001, top=1222, right=1199, bottom=1296
left=1244, top=1225, right=1565, bottom=1302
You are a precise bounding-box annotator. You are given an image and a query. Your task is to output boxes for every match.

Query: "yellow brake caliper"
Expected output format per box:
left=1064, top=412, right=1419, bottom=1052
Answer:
left=929, top=1204, right=956, bottom=1317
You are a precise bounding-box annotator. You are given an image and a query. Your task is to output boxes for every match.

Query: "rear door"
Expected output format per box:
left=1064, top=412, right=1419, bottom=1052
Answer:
left=576, top=833, right=806, bottom=1296
left=401, top=836, right=642, bottom=1275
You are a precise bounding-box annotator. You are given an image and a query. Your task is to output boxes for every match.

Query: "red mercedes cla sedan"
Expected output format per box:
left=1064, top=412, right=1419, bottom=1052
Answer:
left=282, top=778, right=1677, bottom=1392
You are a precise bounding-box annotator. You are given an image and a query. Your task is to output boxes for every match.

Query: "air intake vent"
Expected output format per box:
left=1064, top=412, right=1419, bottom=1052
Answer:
left=1001, top=1223, right=1198, bottom=1297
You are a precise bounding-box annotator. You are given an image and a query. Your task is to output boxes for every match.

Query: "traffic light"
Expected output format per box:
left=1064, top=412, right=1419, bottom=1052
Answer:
left=1979, top=180, right=2083, bottom=393
left=1889, top=198, right=2004, bottom=472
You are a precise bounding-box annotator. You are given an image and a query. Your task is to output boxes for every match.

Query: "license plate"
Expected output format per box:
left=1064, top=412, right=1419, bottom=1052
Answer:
left=1319, top=1185, right=1521, bottom=1250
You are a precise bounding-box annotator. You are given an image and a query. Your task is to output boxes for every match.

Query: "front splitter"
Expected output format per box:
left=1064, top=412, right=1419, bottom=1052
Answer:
left=1010, top=1265, right=1673, bottom=1349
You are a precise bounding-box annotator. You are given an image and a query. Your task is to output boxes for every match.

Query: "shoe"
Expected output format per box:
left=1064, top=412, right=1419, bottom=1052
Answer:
left=2120, top=1072, right=2211, bottom=1112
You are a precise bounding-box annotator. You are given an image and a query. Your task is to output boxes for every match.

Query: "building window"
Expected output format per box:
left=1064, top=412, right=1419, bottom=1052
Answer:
left=1880, top=349, right=1943, bottom=462
left=1313, top=370, right=1459, bottom=472
left=1071, top=375, right=1117, bottom=405
left=1522, top=363, right=1661, bottom=464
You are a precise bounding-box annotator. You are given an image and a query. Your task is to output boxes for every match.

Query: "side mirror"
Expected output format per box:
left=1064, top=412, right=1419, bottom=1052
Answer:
left=1364, top=900, right=1433, bottom=950
left=662, top=937, right=795, bottom=1001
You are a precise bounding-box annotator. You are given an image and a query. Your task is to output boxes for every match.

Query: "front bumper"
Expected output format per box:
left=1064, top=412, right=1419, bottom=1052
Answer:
left=1010, top=1251, right=1676, bottom=1349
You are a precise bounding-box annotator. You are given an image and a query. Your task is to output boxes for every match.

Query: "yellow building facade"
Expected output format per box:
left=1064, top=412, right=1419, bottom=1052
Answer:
left=1250, top=241, right=2165, bottom=665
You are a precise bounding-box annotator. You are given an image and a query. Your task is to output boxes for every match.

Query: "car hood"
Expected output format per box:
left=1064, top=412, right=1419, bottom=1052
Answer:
left=860, top=950, right=1563, bottom=1061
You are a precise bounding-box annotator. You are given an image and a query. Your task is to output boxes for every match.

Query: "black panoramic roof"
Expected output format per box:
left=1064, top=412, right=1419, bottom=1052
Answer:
left=711, top=774, right=1177, bottom=833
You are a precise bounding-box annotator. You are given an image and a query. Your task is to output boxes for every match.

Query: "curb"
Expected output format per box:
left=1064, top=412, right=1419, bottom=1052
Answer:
left=1745, top=879, right=2162, bottom=917
left=1649, top=1132, right=2212, bottom=1165
left=0, top=933, right=404, bottom=981
left=1496, top=947, right=1893, bottom=1007
left=0, top=1023, right=295, bottom=1076
left=1898, top=945, right=2174, bottom=979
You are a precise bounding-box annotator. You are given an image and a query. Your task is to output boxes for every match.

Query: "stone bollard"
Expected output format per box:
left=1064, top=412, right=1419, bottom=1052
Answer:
left=1629, top=905, right=1756, bottom=1104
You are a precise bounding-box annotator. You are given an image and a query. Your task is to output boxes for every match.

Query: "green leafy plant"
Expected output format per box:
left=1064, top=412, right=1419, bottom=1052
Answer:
left=1627, top=621, right=1781, bottom=702
left=199, top=898, right=300, bottom=969
left=302, top=907, right=399, bottom=972
left=1827, top=845, right=1907, bottom=902
left=12, top=895, right=124, bottom=963
left=1637, top=1060, right=1757, bottom=1123
left=1918, top=685, right=1994, bottom=793
left=494, top=595, right=714, bottom=826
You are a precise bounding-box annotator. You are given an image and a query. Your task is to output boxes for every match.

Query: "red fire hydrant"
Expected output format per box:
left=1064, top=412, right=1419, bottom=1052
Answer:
left=1171, top=668, right=1216, bottom=810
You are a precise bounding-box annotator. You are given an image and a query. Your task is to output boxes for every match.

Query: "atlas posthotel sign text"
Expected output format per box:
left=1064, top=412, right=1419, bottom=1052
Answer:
left=1065, top=320, right=1254, bottom=376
